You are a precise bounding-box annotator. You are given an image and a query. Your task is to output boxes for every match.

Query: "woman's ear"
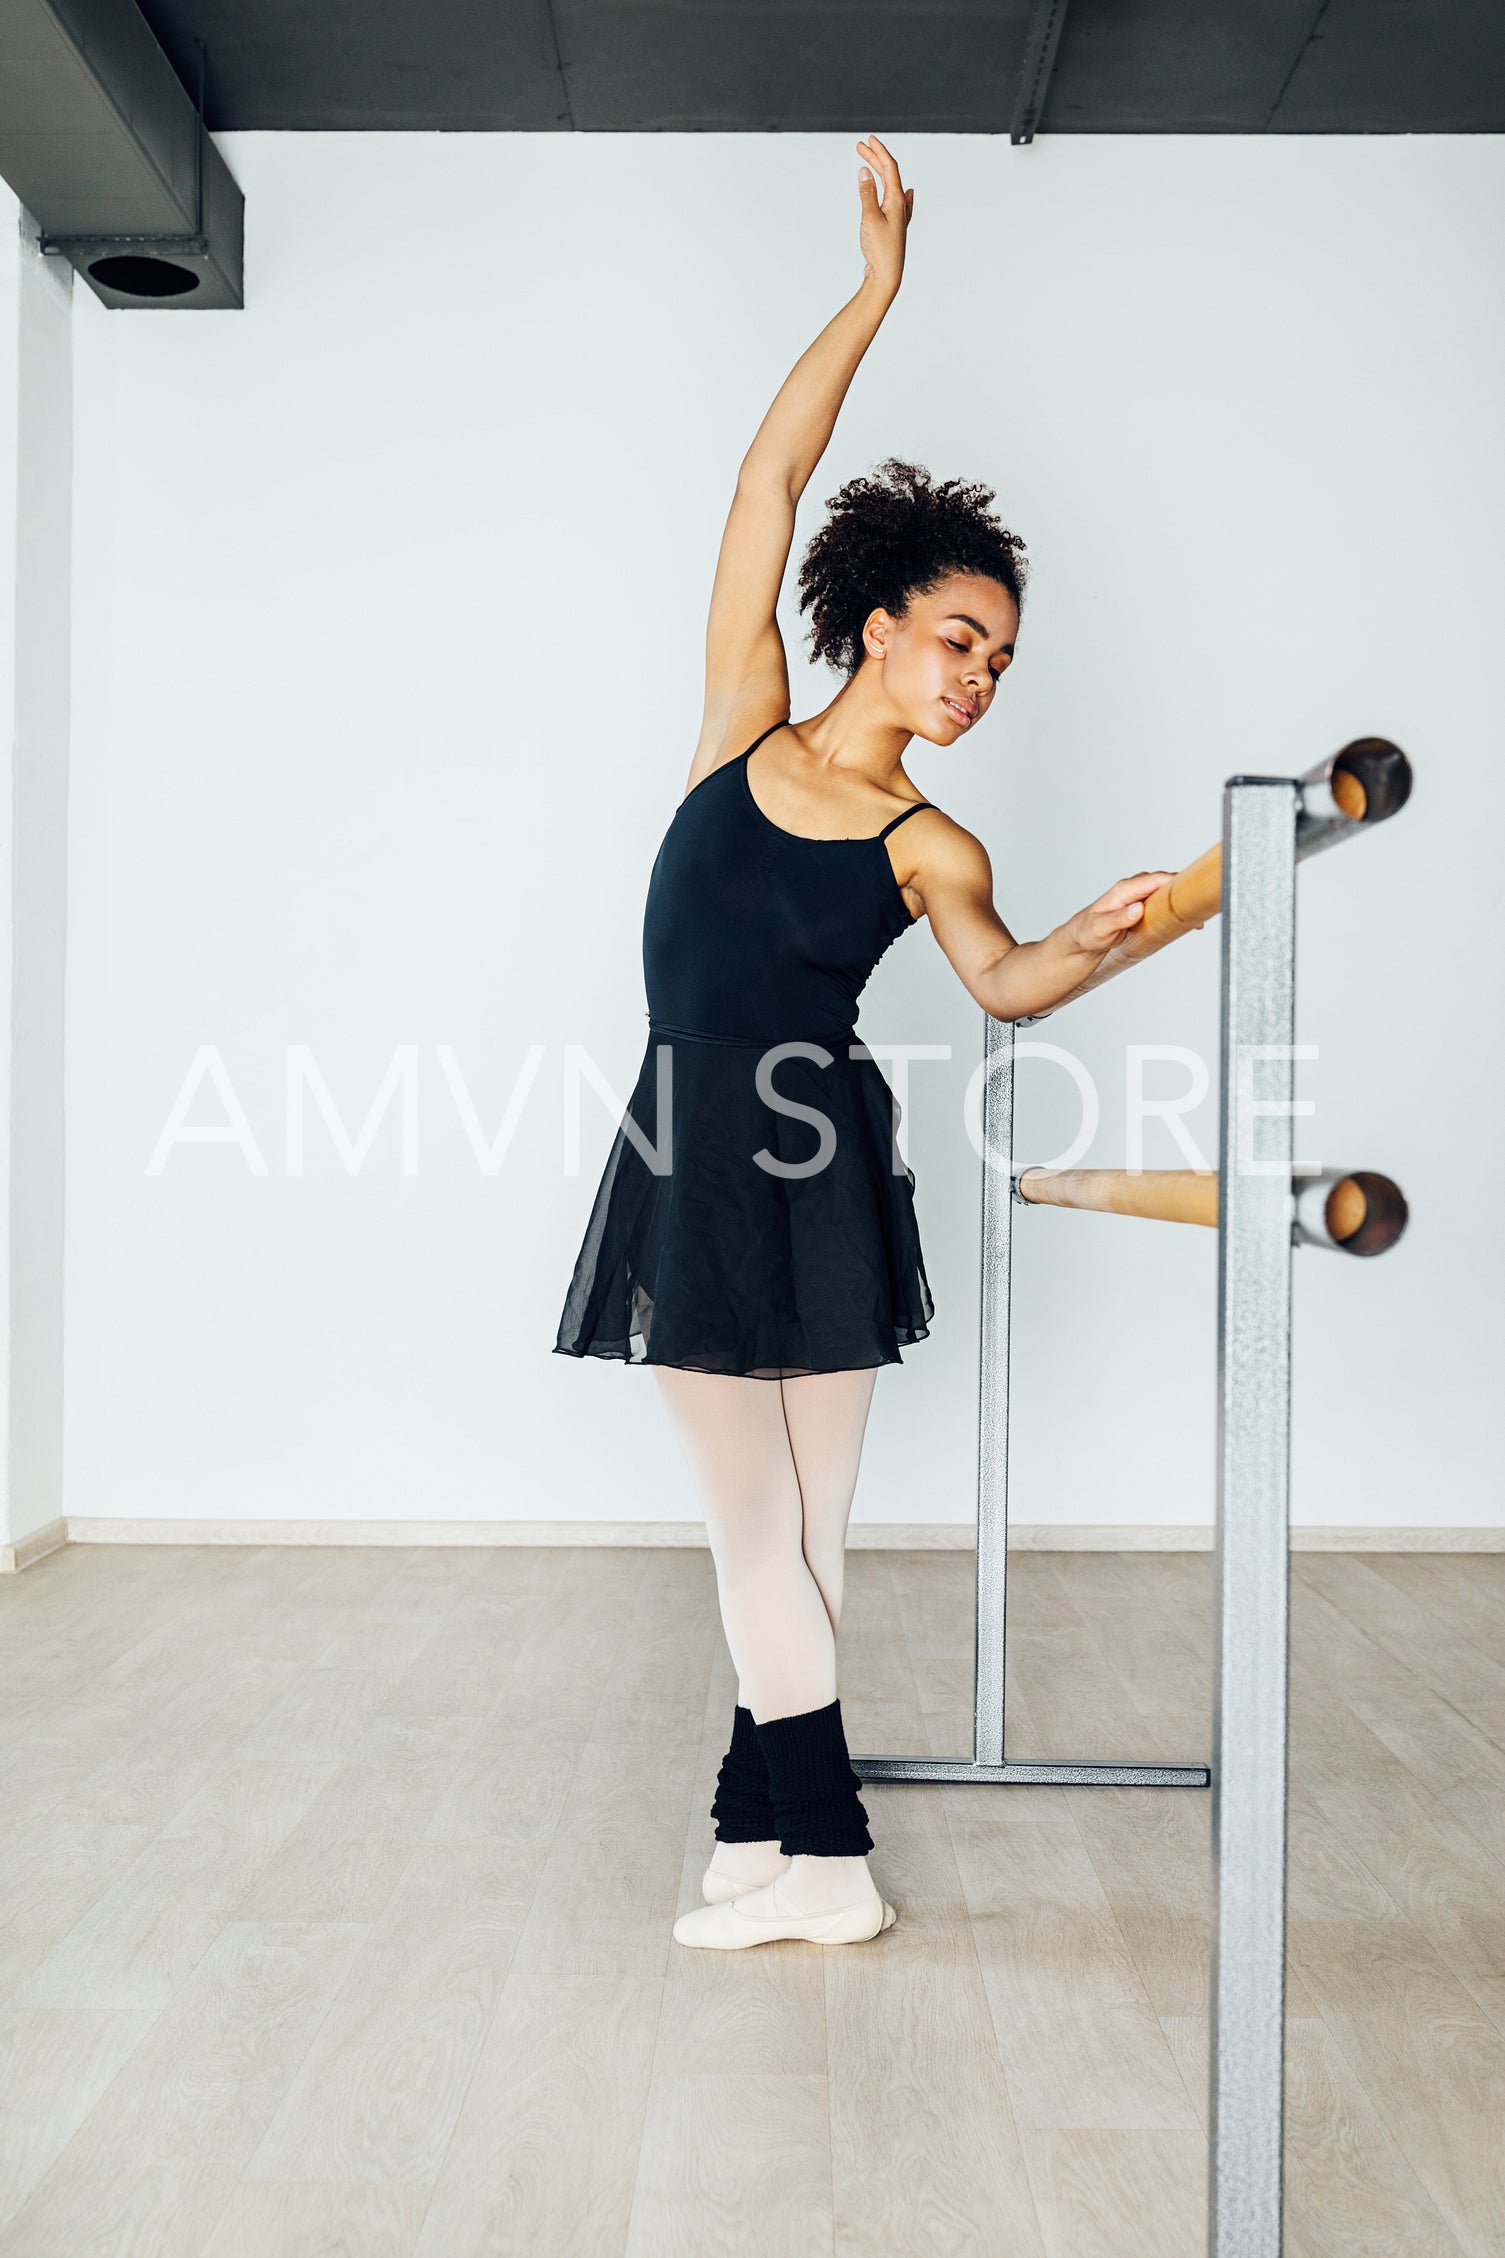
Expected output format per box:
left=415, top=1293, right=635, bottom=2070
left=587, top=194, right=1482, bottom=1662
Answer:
left=862, top=607, right=892, bottom=663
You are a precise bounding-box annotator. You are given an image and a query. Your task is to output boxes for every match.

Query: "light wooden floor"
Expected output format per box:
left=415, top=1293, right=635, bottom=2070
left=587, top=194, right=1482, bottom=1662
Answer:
left=2, top=1543, right=1502, bottom=2257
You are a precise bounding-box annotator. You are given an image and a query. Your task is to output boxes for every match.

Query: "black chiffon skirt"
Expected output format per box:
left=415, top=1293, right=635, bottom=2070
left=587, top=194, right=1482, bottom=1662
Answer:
left=553, top=1028, right=934, bottom=1379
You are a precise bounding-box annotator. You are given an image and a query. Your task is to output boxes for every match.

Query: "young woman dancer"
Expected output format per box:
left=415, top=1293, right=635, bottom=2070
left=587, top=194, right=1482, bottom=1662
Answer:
left=554, top=137, right=1172, bottom=1950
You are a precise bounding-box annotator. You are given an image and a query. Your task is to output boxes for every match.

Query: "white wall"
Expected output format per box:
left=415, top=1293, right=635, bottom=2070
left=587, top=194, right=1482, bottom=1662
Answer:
left=62, top=133, right=1505, bottom=1533
left=1, top=199, right=73, bottom=1557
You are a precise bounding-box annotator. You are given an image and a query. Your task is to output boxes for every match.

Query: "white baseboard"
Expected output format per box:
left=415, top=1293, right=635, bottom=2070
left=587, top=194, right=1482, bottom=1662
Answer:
left=40, top=1515, right=1505, bottom=1560
left=1006, top=1525, right=1505, bottom=1553
left=58, top=1516, right=973, bottom=1551
left=0, top=1518, right=69, bottom=1574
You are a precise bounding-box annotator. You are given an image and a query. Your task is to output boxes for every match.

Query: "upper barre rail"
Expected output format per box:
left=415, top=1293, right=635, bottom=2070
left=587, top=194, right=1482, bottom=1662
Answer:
left=1028, top=738, right=1412, bottom=1018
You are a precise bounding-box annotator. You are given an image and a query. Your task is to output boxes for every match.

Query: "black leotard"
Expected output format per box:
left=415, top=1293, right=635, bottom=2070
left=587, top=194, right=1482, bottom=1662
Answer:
left=554, top=723, right=938, bottom=1375
left=641, top=722, right=932, bottom=1048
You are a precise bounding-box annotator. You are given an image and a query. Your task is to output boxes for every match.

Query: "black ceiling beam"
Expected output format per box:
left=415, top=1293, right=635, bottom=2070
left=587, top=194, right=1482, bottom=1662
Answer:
left=1010, top=0, right=1071, bottom=143
left=19, top=0, right=1505, bottom=141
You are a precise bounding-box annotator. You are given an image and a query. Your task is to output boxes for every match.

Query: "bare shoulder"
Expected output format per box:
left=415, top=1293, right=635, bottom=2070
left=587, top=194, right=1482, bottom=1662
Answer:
left=888, top=802, right=992, bottom=923
left=893, top=802, right=990, bottom=880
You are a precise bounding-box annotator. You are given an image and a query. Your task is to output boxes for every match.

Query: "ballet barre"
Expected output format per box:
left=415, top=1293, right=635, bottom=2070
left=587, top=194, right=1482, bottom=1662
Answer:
left=850, top=738, right=1413, bottom=2258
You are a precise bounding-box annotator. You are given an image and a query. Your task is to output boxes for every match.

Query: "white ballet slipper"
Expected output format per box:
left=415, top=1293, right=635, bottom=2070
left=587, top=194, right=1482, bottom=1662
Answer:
left=674, top=1877, right=898, bottom=1950
left=701, top=1856, right=791, bottom=1904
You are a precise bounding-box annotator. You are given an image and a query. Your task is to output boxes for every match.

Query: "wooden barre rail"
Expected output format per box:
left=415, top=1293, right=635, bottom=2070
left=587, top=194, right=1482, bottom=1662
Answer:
left=1014, top=1166, right=1409, bottom=1255
left=1016, top=1167, right=1220, bottom=1226
left=1032, top=737, right=1411, bottom=1015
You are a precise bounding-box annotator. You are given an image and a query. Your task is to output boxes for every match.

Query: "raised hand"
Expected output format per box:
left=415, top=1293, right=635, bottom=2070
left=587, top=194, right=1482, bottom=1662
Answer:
left=856, top=135, right=914, bottom=303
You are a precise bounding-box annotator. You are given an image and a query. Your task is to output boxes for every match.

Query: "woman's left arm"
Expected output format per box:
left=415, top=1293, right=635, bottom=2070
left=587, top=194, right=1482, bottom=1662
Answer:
left=909, top=820, right=1176, bottom=1023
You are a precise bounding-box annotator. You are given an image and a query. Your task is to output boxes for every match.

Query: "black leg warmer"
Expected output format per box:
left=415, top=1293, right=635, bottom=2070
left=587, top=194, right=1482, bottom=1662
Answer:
left=755, top=1698, right=874, bottom=1858
left=709, top=1703, right=779, bottom=1843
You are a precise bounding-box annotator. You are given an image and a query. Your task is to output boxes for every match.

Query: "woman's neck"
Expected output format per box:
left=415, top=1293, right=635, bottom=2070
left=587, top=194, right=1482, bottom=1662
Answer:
left=789, top=674, right=915, bottom=789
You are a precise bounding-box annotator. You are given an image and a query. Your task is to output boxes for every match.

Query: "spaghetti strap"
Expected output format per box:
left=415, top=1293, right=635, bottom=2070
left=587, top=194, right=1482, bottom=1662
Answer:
left=741, top=720, right=789, bottom=762
left=878, top=801, right=932, bottom=841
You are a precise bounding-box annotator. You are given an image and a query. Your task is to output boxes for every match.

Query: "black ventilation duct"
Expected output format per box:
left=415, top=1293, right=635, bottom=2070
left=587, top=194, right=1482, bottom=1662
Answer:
left=0, top=0, right=242, bottom=309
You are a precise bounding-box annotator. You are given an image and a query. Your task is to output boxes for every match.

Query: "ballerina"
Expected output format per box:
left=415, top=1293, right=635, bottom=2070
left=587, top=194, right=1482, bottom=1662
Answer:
left=555, top=135, right=1172, bottom=1947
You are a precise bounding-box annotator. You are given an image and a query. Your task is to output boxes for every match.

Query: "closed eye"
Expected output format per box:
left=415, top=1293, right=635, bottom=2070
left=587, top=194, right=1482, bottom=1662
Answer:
left=947, top=635, right=1008, bottom=683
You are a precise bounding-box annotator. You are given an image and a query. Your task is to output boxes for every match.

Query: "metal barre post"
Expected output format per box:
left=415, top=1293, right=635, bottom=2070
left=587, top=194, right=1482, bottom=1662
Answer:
left=1209, top=779, right=1298, bottom=2258
left=975, top=1008, right=1012, bottom=1767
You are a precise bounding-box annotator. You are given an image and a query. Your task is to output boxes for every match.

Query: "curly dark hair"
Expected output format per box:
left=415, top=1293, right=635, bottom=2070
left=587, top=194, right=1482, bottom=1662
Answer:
left=797, top=458, right=1027, bottom=679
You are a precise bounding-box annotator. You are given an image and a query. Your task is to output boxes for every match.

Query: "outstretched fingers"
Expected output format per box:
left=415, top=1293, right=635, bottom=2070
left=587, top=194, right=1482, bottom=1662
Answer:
left=854, top=134, right=912, bottom=295
left=856, top=133, right=905, bottom=210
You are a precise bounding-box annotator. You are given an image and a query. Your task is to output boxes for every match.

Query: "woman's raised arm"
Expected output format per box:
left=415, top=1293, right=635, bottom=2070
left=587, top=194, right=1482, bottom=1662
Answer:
left=685, top=136, right=914, bottom=790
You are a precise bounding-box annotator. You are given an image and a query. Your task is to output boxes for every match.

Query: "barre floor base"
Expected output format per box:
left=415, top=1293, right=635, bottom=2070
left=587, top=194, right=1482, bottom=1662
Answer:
left=852, top=1753, right=1212, bottom=1787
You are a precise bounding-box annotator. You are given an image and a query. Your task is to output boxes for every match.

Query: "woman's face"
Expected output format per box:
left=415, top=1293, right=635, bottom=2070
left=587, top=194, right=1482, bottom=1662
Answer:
left=863, top=573, right=1019, bottom=745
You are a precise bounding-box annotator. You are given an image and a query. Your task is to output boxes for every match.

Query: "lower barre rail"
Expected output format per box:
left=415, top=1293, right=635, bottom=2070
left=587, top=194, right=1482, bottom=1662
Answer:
left=1013, top=1164, right=1408, bottom=1253
left=853, top=1753, right=1210, bottom=1788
